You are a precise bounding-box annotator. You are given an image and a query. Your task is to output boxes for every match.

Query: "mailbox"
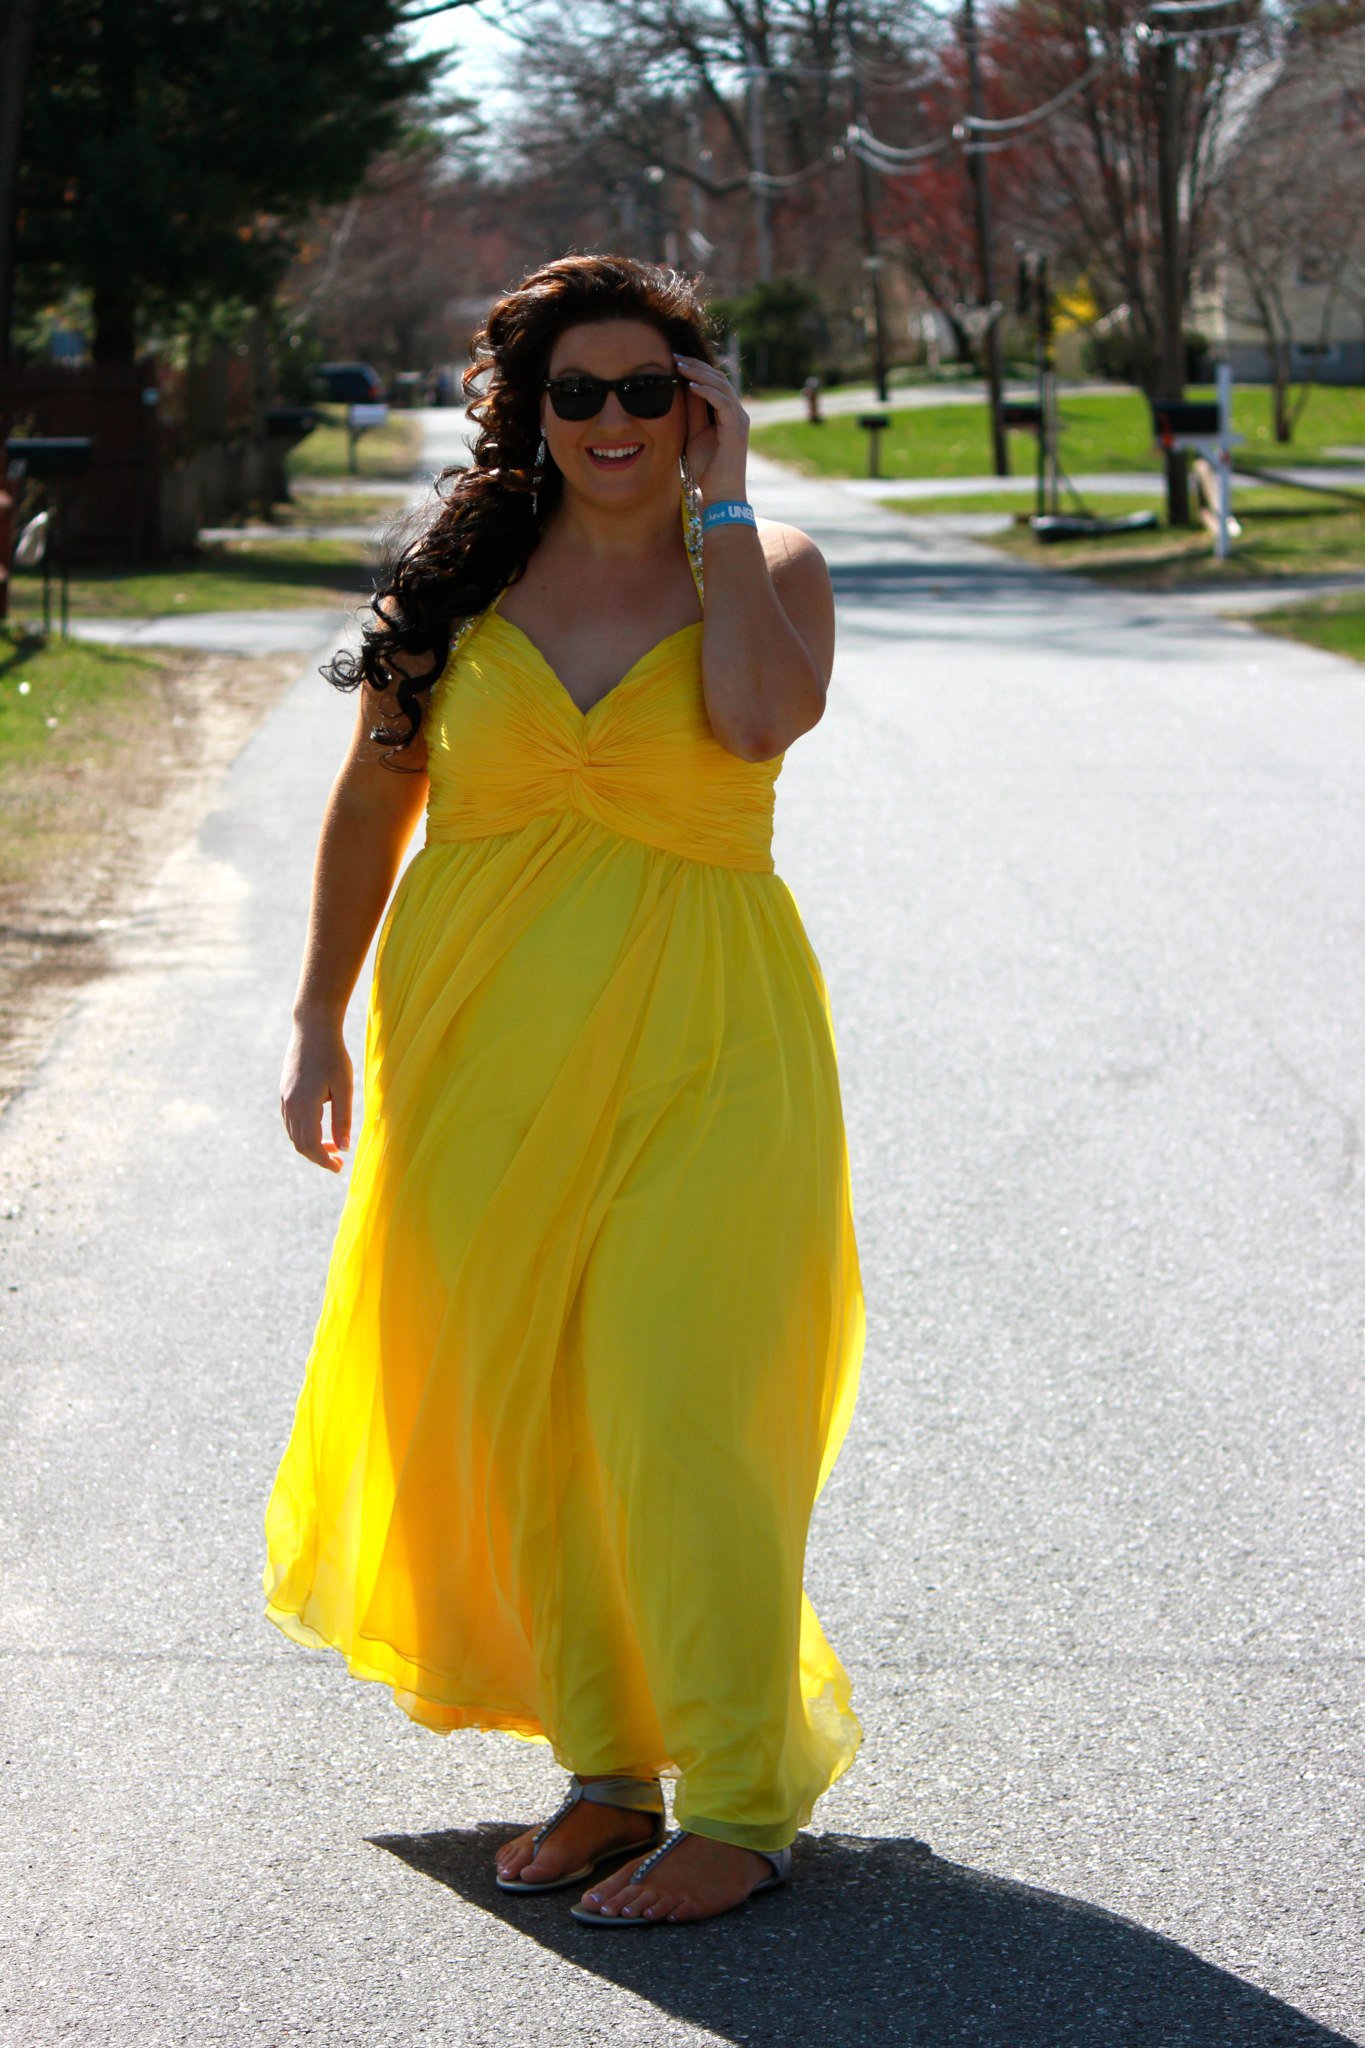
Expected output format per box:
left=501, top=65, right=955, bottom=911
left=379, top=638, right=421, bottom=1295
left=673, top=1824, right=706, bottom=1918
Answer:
left=857, top=412, right=892, bottom=479
left=265, top=405, right=320, bottom=444
left=1150, top=400, right=1221, bottom=447
left=4, top=438, right=93, bottom=640
left=1002, top=401, right=1043, bottom=431
left=5, top=436, right=94, bottom=478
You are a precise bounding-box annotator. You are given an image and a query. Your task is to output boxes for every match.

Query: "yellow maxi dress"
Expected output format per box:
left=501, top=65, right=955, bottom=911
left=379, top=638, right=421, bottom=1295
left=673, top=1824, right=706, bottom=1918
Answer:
left=263, top=536, right=865, bottom=1854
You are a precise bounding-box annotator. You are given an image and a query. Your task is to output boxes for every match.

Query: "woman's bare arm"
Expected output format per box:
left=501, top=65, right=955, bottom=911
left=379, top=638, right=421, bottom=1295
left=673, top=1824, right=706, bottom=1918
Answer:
left=674, top=350, right=832, bottom=762
left=701, top=517, right=833, bottom=761
left=280, top=674, right=430, bottom=1171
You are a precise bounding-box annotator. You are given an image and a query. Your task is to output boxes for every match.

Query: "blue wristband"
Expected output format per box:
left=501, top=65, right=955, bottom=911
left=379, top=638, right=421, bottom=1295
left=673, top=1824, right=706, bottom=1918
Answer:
left=701, top=499, right=757, bottom=531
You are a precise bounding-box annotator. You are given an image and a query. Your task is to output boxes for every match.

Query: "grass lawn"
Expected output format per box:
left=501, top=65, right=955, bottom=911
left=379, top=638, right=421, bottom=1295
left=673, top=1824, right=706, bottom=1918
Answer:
left=753, top=384, right=1365, bottom=483
left=0, top=629, right=167, bottom=788
left=288, top=405, right=423, bottom=481
left=1254, top=594, right=1365, bottom=664
left=7, top=537, right=375, bottom=622
left=982, top=494, right=1365, bottom=588
left=272, top=487, right=405, bottom=528
left=879, top=488, right=1163, bottom=518
left=0, top=627, right=183, bottom=896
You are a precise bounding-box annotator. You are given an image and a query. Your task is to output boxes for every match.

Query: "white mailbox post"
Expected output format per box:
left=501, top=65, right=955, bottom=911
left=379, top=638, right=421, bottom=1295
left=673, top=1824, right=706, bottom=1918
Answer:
left=346, top=401, right=390, bottom=475
left=1151, top=364, right=1243, bottom=560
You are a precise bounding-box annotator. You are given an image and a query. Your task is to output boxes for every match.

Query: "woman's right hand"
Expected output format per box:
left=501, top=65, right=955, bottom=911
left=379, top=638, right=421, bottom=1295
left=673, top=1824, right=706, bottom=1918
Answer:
left=280, top=1011, right=353, bottom=1173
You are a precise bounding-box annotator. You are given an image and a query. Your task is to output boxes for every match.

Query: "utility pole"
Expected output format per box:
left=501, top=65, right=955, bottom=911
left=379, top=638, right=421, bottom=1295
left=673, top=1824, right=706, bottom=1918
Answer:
left=961, top=0, right=1009, bottom=475
left=1144, top=0, right=1244, bottom=522
left=1154, top=23, right=1190, bottom=525
left=847, top=25, right=890, bottom=401
left=688, top=109, right=709, bottom=261
left=746, top=49, right=774, bottom=284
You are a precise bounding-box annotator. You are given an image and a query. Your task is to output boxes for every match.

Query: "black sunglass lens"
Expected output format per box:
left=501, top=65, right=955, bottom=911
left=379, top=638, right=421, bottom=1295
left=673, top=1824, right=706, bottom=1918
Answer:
left=619, top=377, right=678, bottom=418
left=548, top=378, right=606, bottom=420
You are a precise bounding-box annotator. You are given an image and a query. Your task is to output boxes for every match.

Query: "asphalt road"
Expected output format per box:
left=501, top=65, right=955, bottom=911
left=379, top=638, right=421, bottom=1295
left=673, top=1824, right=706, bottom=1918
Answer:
left=1, top=439, right=1363, bottom=2046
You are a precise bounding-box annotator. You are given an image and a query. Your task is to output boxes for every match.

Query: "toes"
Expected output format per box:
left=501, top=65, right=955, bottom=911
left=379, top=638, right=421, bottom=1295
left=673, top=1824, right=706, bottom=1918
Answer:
left=616, top=1884, right=658, bottom=1920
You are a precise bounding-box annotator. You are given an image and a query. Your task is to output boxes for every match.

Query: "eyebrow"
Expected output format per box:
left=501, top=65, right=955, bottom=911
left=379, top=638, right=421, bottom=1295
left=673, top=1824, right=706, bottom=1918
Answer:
left=549, top=359, right=673, bottom=377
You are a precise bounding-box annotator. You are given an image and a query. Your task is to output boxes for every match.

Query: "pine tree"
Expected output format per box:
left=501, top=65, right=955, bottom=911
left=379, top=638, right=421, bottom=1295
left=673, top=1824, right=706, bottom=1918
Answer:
left=13, top=0, right=454, bottom=361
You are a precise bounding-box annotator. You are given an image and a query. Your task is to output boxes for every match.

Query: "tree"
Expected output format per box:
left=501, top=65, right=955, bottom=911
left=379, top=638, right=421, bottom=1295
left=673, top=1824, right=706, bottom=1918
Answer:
left=1207, top=21, right=1365, bottom=437
left=709, top=274, right=827, bottom=385
left=280, top=119, right=512, bottom=379
left=10, top=0, right=464, bottom=363
left=868, top=27, right=1033, bottom=365
left=0, top=0, right=40, bottom=367
left=982, top=0, right=1271, bottom=395
left=498, top=0, right=935, bottom=291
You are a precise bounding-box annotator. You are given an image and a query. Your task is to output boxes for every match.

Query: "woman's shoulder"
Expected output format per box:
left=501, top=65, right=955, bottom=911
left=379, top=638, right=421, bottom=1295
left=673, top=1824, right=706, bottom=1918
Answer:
left=755, top=518, right=832, bottom=601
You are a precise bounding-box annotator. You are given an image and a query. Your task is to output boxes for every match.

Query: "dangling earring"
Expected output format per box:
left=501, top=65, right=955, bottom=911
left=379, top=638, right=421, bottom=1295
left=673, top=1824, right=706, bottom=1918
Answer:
left=680, top=454, right=704, bottom=602
left=531, top=433, right=548, bottom=517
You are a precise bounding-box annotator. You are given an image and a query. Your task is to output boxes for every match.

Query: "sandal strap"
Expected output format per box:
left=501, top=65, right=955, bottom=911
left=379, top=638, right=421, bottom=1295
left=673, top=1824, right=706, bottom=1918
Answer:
left=575, top=1774, right=665, bottom=1816
left=627, top=1826, right=687, bottom=1884
left=530, top=1773, right=664, bottom=1858
left=627, top=1828, right=793, bottom=1887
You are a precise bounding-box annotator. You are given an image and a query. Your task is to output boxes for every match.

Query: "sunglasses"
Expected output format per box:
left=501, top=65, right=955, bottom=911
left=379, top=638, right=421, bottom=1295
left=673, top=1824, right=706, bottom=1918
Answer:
left=543, top=372, right=681, bottom=421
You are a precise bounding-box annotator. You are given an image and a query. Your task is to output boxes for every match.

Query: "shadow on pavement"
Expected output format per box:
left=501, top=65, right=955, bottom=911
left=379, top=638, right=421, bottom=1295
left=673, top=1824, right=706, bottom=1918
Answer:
left=371, top=1824, right=1359, bottom=2048
left=828, top=560, right=1037, bottom=598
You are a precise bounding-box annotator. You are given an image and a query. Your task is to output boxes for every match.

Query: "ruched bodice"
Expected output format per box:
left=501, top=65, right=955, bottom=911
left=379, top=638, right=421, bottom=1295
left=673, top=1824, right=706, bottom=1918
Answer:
left=424, top=601, right=782, bottom=873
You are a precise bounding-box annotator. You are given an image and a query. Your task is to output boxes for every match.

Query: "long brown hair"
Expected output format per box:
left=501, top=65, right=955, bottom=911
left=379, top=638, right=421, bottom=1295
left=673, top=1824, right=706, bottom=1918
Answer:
left=324, top=253, right=718, bottom=756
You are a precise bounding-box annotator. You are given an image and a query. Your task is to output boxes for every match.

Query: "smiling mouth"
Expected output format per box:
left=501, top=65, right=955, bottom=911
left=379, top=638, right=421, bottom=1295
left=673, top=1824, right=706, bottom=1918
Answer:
left=587, top=443, right=644, bottom=466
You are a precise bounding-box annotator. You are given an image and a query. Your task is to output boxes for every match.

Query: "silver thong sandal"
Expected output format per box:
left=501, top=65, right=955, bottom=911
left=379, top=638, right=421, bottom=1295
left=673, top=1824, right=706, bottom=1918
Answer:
left=568, top=1827, right=793, bottom=1927
left=495, top=1774, right=666, bottom=1894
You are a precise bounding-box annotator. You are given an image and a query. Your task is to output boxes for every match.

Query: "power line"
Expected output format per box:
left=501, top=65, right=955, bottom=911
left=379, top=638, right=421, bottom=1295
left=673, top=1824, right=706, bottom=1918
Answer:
left=849, top=120, right=954, bottom=166
left=956, top=51, right=1118, bottom=134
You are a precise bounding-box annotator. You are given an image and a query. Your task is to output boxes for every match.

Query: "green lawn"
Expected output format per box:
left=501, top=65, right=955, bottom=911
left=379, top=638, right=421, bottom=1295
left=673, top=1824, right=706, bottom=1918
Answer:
left=1254, top=593, right=1365, bottom=664
left=985, top=496, right=1365, bottom=588
left=0, top=629, right=168, bottom=780
left=288, top=405, right=423, bottom=480
left=879, top=489, right=1163, bottom=518
left=0, top=630, right=174, bottom=885
left=753, top=385, right=1365, bottom=482
left=7, top=537, right=375, bottom=622
left=272, top=487, right=405, bottom=528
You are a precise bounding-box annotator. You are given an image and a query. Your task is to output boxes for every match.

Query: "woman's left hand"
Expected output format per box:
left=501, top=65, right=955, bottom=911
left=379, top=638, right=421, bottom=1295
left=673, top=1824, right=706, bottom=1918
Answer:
left=675, top=353, right=749, bottom=505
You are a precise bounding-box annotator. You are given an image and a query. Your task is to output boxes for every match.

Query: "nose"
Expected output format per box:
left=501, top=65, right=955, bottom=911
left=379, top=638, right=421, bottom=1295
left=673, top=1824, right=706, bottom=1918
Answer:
left=596, top=390, right=634, bottom=430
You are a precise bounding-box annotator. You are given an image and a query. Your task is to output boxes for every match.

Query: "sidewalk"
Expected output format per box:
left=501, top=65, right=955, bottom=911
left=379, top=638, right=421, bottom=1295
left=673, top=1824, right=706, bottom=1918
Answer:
left=64, top=607, right=353, bottom=655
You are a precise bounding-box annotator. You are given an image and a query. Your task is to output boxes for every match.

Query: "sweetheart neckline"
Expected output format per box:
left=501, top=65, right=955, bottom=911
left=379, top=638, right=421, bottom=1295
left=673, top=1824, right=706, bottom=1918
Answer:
left=485, top=606, right=704, bottom=721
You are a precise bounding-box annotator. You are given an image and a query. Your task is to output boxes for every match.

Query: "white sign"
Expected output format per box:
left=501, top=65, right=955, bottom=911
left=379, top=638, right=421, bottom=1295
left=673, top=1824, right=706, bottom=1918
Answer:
left=348, top=403, right=389, bottom=429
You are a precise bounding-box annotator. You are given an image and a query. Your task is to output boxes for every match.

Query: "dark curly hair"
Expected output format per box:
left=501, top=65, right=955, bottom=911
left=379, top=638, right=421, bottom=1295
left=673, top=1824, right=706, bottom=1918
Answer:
left=324, top=253, right=719, bottom=757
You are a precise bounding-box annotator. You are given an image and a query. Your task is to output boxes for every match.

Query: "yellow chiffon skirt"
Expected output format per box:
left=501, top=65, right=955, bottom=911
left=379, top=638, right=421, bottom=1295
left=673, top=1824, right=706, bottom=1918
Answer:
left=263, top=799, right=865, bottom=1851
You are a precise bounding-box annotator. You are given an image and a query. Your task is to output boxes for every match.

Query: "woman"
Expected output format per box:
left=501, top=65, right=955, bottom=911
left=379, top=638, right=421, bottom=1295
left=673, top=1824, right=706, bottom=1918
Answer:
left=265, top=255, right=865, bottom=1929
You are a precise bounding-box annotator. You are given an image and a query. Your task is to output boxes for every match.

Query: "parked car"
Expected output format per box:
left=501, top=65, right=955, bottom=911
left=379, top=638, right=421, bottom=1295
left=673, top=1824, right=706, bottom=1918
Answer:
left=315, top=361, right=384, bottom=404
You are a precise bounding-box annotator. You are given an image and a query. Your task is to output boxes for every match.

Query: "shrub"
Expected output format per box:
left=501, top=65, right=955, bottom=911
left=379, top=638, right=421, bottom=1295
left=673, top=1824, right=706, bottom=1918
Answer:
left=708, top=276, right=827, bottom=390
